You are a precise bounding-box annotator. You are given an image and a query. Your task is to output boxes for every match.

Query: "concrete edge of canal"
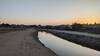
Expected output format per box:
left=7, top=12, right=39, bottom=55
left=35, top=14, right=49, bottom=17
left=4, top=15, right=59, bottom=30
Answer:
left=31, top=30, right=58, bottom=56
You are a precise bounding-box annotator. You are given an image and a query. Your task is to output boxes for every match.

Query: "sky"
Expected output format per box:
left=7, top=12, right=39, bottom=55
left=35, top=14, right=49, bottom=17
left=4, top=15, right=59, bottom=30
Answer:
left=0, top=0, right=100, bottom=25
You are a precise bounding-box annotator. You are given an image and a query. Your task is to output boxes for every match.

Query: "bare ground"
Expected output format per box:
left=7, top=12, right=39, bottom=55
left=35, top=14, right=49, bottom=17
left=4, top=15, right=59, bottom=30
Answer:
left=0, top=29, right=57, bottom=56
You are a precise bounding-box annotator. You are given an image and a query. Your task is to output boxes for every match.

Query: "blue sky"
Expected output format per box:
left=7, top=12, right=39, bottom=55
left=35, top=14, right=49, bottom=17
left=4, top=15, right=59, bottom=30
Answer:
left=0, top=0, right=100, bottom=25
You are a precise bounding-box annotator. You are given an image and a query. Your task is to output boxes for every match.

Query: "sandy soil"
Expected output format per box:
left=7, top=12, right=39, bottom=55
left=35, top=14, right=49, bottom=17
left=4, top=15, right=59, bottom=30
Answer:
left=0, top=29, right=57, bottom=56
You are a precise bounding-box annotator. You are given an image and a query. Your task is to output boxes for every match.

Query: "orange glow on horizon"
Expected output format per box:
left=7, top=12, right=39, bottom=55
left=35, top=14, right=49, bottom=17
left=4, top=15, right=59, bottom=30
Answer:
left=74, top=16, right=100, bottom=24
left=0, top=16, right=100, bottom=25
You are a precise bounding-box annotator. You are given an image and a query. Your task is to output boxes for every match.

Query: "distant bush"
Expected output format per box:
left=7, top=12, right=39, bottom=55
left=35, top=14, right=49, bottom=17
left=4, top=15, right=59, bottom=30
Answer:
left=71, top=23, right=83, bottom=30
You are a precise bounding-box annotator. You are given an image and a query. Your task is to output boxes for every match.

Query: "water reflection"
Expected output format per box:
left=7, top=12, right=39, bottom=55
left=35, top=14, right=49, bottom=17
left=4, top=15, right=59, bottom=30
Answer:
left=38, top=32, right=100, bottom=56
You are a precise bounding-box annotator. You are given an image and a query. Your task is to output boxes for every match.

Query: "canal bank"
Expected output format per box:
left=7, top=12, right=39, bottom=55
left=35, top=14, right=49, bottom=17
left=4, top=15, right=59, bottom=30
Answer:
left=41, top=29, right=100, bottom=51
left=38, top=31, right=100, bottom=56
left=0, top=29, right=57, bottom=56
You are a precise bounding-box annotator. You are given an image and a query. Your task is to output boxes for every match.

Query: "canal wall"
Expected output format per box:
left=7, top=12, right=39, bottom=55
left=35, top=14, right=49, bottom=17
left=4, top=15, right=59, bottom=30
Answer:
left=41, top=29, right=100, bottom=51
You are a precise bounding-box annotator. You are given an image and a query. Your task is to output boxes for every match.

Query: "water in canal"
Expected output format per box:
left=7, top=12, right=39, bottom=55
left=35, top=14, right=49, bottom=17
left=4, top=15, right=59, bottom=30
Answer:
left=38, top=32, right=100, bottom=56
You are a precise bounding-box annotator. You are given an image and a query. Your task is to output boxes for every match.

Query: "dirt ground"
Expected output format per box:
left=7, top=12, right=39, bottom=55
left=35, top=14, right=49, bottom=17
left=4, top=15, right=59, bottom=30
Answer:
left=0, top=29, right=57, bottom=56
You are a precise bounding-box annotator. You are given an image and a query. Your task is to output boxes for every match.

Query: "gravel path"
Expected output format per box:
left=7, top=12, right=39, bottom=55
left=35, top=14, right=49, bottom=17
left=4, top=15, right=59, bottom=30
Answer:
left=0, top=29, right=56, bottom=56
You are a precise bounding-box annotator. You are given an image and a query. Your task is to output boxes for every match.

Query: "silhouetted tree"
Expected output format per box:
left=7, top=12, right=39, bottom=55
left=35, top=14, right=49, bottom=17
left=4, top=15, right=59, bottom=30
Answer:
left=71, top=23, right=83, bottom=30
left=0, top=23, right=11, bottom=27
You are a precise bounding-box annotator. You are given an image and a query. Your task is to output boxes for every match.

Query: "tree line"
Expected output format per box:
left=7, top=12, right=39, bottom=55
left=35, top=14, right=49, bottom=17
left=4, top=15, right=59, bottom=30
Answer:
left=0, top=22, right=100, bottom=34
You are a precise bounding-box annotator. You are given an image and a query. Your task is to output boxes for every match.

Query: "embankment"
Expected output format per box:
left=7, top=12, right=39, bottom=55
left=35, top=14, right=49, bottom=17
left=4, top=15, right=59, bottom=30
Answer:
left=42, top=29, right=100, bottom=51
left=0, top=29, right=57, bottom=56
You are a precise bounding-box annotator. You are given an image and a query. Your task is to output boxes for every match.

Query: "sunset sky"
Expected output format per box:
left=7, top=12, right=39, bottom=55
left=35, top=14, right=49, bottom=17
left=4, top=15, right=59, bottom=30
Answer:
left=0, top=0, right=100, bottom=25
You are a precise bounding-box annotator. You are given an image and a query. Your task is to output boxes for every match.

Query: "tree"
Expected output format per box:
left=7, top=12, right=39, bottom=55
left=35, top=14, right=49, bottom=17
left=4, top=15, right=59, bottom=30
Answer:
left=71, top=23, right=83, bottom=30
left=1, top=23, right=11, bottom=27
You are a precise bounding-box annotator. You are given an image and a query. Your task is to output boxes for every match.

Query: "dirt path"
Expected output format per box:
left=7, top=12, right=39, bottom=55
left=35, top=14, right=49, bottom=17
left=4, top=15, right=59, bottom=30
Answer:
left=0, top=29, right=56, bottom=56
